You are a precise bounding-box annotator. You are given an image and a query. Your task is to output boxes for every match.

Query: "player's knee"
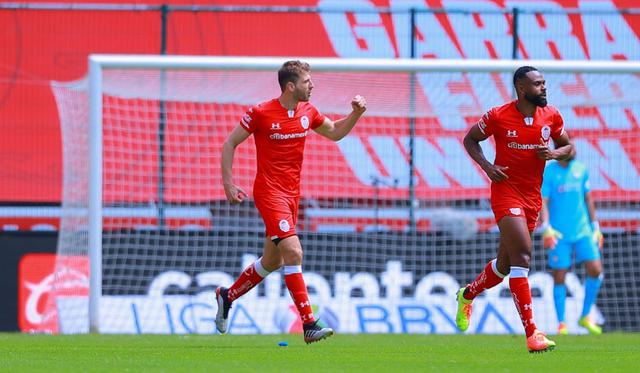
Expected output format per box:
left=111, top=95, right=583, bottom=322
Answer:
left=262, top=257, right=283, bottom=272
left=589, top=269, right=602, bottom=279
left=288, top=250, right=303, bottom=265
left=512, top=251, right=531, bottom=268
left=552, top=270, right=567, bottom=284
left=586, top=262, right=603, bottom=278
left=281, top=245, right=303, bottom=264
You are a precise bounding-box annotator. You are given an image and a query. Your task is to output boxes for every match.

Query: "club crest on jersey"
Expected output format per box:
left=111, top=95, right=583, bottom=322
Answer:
left=271, top=122, right=281, bottom=130
left=524, top=117, right=533, bottom=126
left=507, top=130, right=517, bottom=137
left=541, top=125, right=551, bottom=140
left=300, top=116, right=309, bottom=130
left=279, top=219, right=290, bottom=232
left=509, top=208, right=522, bottom=216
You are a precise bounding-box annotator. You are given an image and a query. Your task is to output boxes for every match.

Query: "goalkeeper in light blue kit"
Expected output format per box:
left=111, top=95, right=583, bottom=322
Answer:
left=540, top=148, right=604, bottom=335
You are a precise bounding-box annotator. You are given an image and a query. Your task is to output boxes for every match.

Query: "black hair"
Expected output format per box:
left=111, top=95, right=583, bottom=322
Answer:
left=513, top=66, right=538, bottom=87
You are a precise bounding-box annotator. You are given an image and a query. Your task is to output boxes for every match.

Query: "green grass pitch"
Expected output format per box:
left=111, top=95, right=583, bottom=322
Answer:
left=1, top=333, right=638, bottom=372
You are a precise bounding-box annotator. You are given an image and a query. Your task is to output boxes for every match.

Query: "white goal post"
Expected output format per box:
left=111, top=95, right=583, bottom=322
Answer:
left=55, top=55, right=640, bottom=334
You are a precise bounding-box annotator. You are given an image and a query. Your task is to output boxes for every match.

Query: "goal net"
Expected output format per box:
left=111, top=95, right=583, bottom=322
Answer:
left=49, top=56, right=640, bottom=334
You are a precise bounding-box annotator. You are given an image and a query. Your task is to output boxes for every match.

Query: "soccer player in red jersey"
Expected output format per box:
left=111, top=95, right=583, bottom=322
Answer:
left=216, top=60, right=367, bottom=344
left=458, top=66, right=573, bottom=353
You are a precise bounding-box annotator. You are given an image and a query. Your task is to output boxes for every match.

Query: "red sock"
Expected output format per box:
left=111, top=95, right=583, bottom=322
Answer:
left=464, top=259, right=505, bottom=300
left=284, top=269, right=315, bottom=324
left=227, top=261, right=267, bottom=302
left=510, top=275, right=537, bottom=337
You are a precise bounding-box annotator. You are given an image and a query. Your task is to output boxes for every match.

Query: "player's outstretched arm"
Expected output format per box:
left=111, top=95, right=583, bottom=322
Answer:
left=221, top=125, right=251, bottom=204
left=463, top=124, right=509, bottom=182
left=314, top=95, right=367, bottom=141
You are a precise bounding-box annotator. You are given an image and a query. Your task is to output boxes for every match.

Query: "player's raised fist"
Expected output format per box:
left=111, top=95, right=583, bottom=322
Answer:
left=351, top=95, right=367, bottom=114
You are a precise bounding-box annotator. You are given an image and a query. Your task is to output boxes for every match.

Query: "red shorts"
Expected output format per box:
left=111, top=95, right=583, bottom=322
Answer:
left=492, top=204, right=539, bottom=232
left=254, top=194, right=299, bottom=240
left=491, top=182, right=541, bottom=232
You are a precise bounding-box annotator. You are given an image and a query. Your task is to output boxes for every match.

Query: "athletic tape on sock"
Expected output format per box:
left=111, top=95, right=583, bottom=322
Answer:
left=510, top=266, right=529, bottom=278
left=284, top=265, right=302, bottom=275
left=491, top=259, right=507, bottom=278
left=254, top=258, right=271, bottom=277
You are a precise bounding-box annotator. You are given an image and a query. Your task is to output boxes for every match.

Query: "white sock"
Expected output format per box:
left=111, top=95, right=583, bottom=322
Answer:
left=283, top=265, right=302, bottom=275
left=254, top=258, right=271, bottom=277
left=510, top=266, right=529, bottom=278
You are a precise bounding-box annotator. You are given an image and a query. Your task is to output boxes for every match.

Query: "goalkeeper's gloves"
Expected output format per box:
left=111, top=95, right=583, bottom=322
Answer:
left=541, top=224, right=563, bottom=249
left=592, top=221, right=604, bottom=250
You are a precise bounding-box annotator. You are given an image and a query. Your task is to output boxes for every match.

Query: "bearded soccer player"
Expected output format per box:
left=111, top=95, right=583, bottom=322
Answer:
left=216, top=60, right=367, bottom=344
left=459, top=66, right=573, bottom=353
left=540, top=147, right=604, bottom=336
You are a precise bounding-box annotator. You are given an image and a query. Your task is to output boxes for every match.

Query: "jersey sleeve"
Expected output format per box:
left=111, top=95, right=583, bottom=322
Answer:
left=310, top=105, right=326, bottom=130
left=551, top=109, right=566, bottom=140
left=239, top=105, right=260, bottom=134
left=477, top=108, right=498, bottom=137
left=541, top=165, right=552, bottom=198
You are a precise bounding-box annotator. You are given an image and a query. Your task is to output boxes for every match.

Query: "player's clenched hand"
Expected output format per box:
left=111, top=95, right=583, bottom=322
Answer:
left=542, top=225, right=563, bottom=249
left=536, top=138, right=555, bottom=160
left=593, top=229, right=604, bottom=250
left=224, top=184, right=247, bottom=204
left=592, top=221, right=604, bottom=250
left=482, top=164, right=509, bottom=182
left=351, top=95, right=367, bottom=115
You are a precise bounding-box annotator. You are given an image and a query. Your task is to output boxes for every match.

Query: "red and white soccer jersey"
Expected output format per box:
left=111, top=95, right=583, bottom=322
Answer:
left=478, top=100, right=565, bottom=231
left=240, top=98, right=325, bottom=239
